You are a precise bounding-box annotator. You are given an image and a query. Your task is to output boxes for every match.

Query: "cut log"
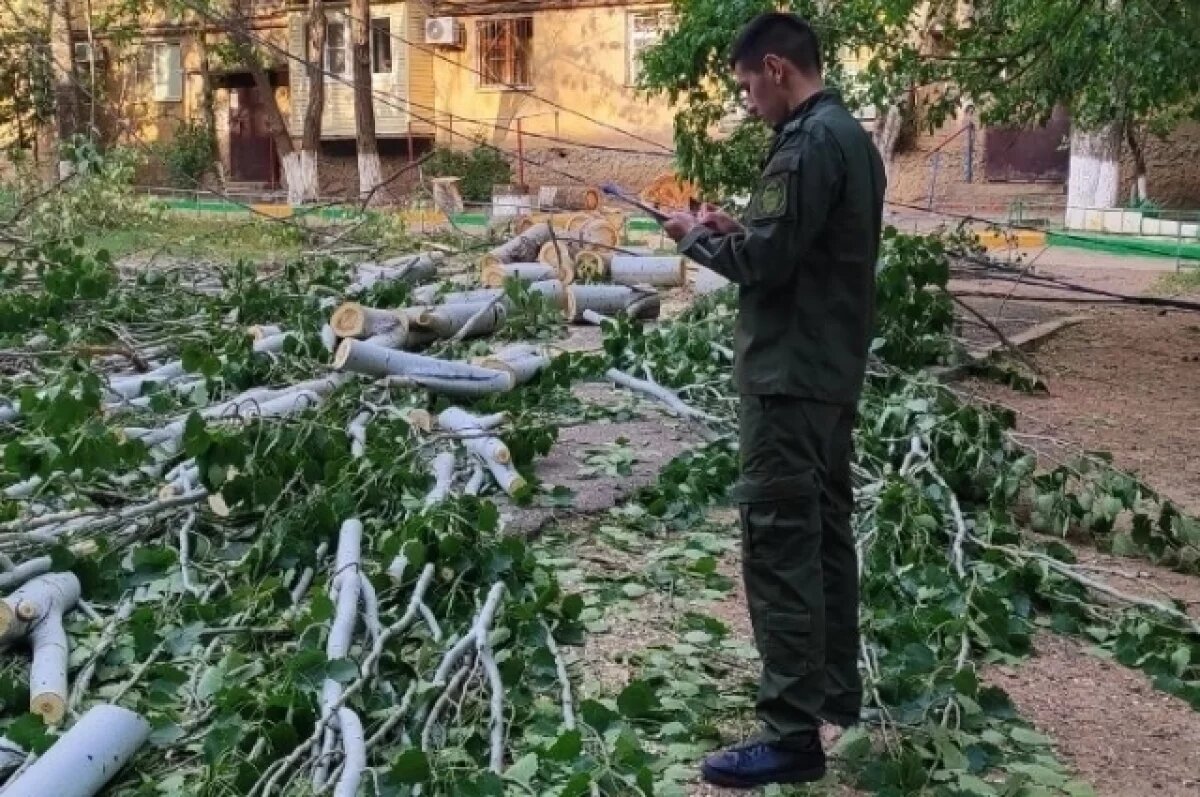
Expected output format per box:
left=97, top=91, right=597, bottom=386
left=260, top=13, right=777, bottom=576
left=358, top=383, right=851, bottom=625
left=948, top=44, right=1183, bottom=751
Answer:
left=537, top=185, right=601, bottom=211
left=0, top=572, right=81, bottom=725
left=334, top=339, right=515, bottom=393
left=423, top=451, right=457, bottom=509
left=330, top=303, right=405, bottom=339
left=480, top=261, right=558, bottom=289
left=479, top=222, right=555, bottom=269
left=477, top=347, right=550, bottom=387
left=0, top=704, right=150, bottom=797
left=0, top=558, right=53, bottom=592
left=248, top=324, right=282, bottom=341
left=573, top=251, right=606, bottom=281
left=107, top=361, right=187, bottom=401
left=609, top=255, right=687, bottom=288
left=565, top=284, right=660, bottom=323
left=435, top=408, right=525, bottom=496
left=413, top=301, right=507, bottom=340
left=348, top=253, right=441, bottom=295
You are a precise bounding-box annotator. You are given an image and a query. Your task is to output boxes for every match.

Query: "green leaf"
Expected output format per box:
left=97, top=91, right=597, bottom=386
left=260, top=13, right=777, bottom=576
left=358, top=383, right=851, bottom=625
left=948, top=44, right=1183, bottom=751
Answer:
left=956, top=773, right=999, bottom=796
left=579, top=699, right=618, bottom=732
left=546, top=729, right=582, bottom=761
left=560, top=593, right=584, bottom=620
left=148, top=721, right=186, bottom=747
left=953, top=666, right=979, bottom=697
left=4, top=713, right=53, bottom=754
left=390, top=749, right=430, bottom=783
left=1010, top=727, right=1052, bottom=747
left=505, top=752, right=539, bottom=785
left=622, top=582, right=648, bottom=599
left=617, top=679, right=656, bottom=718
left=308, top=593, right=334, bottom=622
left=325, top=658, right=359, bottom=683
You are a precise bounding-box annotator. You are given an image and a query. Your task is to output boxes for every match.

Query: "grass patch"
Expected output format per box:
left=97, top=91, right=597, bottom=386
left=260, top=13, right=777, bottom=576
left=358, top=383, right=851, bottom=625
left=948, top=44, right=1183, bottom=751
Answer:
left=1151, top=266, right=1200, bottom=295
left=85, top=216, right=308, bottom=263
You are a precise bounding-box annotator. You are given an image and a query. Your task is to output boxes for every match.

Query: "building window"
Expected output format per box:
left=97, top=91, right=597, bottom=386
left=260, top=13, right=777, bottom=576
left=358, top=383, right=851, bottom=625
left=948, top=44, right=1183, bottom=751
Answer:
left=371, top=17, right=392, bottom=74
left=152, top=42, right=182, bottom=102
left=325, top=20, right=347, bottom=75
left=627, top=10, right=674, bottom=85
left=476, top=17, right=532, bottom=88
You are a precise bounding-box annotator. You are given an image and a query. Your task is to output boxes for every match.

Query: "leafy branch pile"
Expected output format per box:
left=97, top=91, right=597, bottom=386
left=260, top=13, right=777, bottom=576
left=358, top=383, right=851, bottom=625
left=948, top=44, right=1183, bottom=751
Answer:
left=0, top=219, right=1196, bottom=797
left=592, top=230, right=1200, bottom=795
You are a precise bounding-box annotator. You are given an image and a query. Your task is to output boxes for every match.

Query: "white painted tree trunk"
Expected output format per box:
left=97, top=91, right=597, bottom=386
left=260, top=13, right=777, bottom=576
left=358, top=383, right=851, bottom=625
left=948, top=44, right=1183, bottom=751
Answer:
left=874, top=98, right=907, bottom=182
left=358, top=152, right=383, bottom=202
left=1067, top=124, right=1122, bottom=211
left=289, top=149, right=320, bottom=206
left=281, top=152, right=305, bottom=206
left=1, top=705, right=150, bottom=797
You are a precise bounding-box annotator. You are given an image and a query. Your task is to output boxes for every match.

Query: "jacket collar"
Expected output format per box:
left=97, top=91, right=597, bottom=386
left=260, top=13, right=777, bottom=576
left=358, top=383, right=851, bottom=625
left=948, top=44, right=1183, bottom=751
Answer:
left=774, top=88, right=840, bottom=135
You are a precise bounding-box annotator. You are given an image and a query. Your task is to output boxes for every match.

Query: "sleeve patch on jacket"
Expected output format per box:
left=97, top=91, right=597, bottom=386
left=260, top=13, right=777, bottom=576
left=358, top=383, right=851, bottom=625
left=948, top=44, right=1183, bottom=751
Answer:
left=751, top=174, right=789, bottom=221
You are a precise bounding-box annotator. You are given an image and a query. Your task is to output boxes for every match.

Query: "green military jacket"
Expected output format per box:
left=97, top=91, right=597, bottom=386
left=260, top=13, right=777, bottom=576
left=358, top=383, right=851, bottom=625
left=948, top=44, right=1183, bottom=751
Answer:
left=677, top=89, right=886, bottom=404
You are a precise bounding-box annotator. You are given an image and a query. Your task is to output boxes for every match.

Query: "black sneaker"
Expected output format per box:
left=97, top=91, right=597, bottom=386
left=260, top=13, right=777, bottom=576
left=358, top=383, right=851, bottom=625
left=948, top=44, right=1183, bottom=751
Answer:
left=699, top=737, right=827, bottom=789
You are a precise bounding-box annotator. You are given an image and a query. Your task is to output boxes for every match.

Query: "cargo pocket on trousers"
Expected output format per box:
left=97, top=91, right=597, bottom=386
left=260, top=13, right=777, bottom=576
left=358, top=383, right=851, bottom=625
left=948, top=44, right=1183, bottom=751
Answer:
left=762, top=608, right=814, bottom=676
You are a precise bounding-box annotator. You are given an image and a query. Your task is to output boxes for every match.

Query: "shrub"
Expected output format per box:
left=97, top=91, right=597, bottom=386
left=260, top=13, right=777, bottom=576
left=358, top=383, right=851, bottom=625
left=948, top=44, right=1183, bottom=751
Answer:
left=422, top=142, right=513, bottom=203
left=161, top=121, right=217, bottom=189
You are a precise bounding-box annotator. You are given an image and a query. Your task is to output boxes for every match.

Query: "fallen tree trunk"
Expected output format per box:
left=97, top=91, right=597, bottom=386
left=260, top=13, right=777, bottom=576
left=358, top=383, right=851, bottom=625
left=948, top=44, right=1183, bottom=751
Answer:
left=477, top=347, right=550, bottom=387
left=435, top=408, right=525, bottom=496
left=316, top=518, right=363, bottom=791
left=609, top=255, right=687, bottom=288
left=423, top=451, right=457, bottom=509
left=411, top=279, right=566, bottom=309
left=537, top=185, right=601, bottom=211
left=329, top=303, right=406, bottom=340
left=480, top=223, right=556, bottom=270
left=347, top=253, right=441, bottom=295
left=412, top=301, right=507, bottom=340
left=480, top=262, right=557, bottom=288
left=1, top=704, right=150, bottom=797
left=565, top=284, right=660, bottom=322
left=573, top=245, right=656, bottom=280
left=0, top=572, right=82, bottom=724
left=335, top=340, right=515, bottom=396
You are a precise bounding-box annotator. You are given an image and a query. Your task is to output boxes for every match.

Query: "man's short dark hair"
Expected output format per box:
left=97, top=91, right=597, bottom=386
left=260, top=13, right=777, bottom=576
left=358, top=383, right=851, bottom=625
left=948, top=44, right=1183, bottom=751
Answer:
left=729, top=12, right=821, bottom=74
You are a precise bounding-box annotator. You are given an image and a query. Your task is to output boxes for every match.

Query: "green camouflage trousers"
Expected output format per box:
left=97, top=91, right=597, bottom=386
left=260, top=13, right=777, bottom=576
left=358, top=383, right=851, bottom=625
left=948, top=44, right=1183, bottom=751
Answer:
left=733, top=395, right=862, bottom=746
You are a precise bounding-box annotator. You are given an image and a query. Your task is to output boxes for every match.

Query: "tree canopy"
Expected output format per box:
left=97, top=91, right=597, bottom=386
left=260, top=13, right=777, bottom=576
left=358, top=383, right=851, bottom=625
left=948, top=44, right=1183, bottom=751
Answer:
left=638, top=0, right=1200, bottom=198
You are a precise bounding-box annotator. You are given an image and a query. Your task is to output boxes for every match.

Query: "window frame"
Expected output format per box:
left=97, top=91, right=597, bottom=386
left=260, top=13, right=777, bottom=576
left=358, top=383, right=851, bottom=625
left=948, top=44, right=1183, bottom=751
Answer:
left=475, top=16, right=533, bottom=90
left=152, top=41, right=182, bottom=103
left=626, top=9, right=674, bottom=86
left=324, top=19, right=348, bottom=77
left=370, top=17, right=393, bottom=75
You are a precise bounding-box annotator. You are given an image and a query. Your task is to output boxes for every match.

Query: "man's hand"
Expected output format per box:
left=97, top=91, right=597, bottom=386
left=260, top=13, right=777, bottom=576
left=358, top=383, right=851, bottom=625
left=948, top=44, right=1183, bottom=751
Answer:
left=698, top=203, right=743, bottom=235
left=663, top=212, right=699, bottom=243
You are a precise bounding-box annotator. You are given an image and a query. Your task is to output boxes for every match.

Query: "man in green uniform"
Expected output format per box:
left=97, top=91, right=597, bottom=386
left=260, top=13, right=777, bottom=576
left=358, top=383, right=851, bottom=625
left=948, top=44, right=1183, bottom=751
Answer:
left=662, top=11, right=886, bottom=789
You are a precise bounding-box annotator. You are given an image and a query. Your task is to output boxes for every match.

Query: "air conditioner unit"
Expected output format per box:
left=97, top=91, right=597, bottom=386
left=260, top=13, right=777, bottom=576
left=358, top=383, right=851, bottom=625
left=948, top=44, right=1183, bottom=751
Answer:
left=424, top=17, right=463, bottom=47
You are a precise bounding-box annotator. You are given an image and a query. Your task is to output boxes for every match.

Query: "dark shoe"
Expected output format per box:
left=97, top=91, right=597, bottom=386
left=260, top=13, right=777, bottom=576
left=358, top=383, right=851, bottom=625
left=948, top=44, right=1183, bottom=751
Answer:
left=699, top=738, right=826, bottom=788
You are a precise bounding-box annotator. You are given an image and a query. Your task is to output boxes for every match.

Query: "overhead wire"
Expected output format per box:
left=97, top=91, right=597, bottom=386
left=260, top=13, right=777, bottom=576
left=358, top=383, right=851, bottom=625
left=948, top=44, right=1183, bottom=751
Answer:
left=335, top=3, right=676, bottom=154
left=171, top=0, right=626, bottom=191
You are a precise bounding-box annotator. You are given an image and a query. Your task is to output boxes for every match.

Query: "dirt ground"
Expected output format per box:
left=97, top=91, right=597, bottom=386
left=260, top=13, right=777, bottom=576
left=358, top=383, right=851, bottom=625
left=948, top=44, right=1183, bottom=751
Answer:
left=956, top=255, right=1200, bottom=514
left=559, top=247, right=1200, bottom=795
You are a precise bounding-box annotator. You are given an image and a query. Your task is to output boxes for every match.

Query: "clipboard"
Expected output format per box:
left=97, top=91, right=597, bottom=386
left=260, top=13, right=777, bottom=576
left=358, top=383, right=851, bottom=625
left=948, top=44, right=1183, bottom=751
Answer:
left=598, top=182, right=672, bottom=224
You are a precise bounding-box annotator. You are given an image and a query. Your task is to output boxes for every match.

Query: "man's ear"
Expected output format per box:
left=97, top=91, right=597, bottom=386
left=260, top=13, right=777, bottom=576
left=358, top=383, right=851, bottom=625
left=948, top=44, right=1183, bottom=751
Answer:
left=762, top=54, right=785, bottom=85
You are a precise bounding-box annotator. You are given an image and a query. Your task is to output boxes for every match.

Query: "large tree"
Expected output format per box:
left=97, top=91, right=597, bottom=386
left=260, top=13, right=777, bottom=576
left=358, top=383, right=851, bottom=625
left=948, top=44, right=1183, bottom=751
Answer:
left=292, top=0, right=327, bottom=204
left=350, top=0, right=382, bottom=201
left=639, top=0, right=1200, bottom=208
